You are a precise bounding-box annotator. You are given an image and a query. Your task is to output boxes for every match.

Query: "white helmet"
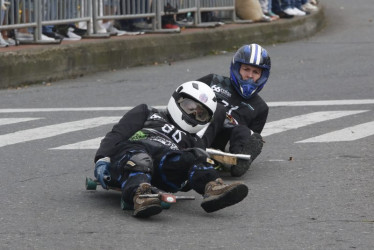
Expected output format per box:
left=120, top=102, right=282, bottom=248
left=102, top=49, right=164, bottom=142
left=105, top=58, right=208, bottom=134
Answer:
left=167, top=81, right=217, bottom=134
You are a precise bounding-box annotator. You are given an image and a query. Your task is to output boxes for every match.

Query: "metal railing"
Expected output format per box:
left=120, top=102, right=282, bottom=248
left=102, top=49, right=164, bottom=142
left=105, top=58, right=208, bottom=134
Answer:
left=0, top=0, right=241, bottom=44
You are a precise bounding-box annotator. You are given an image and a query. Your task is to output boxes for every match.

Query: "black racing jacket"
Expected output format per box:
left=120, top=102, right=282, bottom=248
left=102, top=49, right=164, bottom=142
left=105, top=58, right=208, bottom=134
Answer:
left=197, top=74, right=269, bottom=134
left=94, top=104, right=205, bottom=162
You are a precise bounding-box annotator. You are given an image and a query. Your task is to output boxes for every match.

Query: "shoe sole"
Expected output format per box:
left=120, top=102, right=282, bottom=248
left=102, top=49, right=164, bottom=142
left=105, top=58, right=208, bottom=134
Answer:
left=201, top=184, right=249, bottom=213
left=133, top=204, right=163, bottom=218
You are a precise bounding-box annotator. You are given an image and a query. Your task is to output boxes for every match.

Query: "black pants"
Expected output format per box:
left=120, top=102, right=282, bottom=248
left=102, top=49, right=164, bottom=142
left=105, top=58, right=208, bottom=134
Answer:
left=109, top=141, right=219, bottom=205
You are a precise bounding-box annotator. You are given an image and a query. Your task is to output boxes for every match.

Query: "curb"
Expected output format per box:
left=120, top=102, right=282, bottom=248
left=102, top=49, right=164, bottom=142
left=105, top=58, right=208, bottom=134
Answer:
left=0, top=6, right=325, bottom=89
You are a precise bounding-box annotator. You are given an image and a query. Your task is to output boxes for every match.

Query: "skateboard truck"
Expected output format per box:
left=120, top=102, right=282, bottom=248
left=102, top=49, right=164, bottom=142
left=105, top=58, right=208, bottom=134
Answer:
left=139, top=193, right=195, bottom=203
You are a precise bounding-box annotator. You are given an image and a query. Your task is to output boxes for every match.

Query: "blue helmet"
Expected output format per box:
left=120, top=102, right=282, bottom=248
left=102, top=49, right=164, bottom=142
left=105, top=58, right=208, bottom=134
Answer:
left=230, top=44, right=271, bottom=99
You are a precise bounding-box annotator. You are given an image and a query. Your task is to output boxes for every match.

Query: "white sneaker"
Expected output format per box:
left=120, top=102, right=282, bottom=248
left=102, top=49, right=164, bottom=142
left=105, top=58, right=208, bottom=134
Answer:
left=41, top=34, right=55, bottom=41
left=0, top=35, right=9, bottom=47
left=6, top=38, right=16, bottom=46
left=17, top=32, right=34, bottom=41
left=65, top=27, right=81, bottom=40
left=108, top=26, right=124, bottom=36
left=309, top=0, right=318, bottom=5
left=96, top=21, right=108, bottom=34
left=283, top=8, right=296, bottom=16
left=302, top=2, right=318, bottom=12
left=292, top=7, right=306, bottom=16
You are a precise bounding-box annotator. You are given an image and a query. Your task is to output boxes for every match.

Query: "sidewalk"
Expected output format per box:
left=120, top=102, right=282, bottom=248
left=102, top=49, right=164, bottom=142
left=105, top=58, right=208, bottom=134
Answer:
left=0, top=7, right=325, bottom=89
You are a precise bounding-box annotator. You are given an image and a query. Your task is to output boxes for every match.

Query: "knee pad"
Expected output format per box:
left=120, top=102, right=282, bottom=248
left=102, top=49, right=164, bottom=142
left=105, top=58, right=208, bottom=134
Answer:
left=124, top=152, right=154, bottom=174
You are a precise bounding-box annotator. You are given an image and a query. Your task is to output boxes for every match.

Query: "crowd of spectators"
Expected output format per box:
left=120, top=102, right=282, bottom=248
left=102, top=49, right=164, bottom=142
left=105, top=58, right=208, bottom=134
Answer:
left=0, top=0, right=319, bottom=48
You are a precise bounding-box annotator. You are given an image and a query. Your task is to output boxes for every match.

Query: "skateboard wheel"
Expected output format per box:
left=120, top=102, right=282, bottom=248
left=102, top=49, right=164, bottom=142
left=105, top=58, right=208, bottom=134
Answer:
left=85, top=177, right=97, bottom=190
left=161, top=201, right=171, bottom=209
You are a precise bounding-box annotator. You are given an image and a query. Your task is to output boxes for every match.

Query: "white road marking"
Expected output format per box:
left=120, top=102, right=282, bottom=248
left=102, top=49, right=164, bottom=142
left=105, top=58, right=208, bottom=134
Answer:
left=261, top=110, right=369, bottom=137
left=267, top=99, right=374, bottom=107
left=51, top=137, right=103, bottom=150
left=0, top=106, right=166, bottom=113
left=297, top=121, right=374, bottom=143
left=0, top=118, right=42, bottom=126
left=0, top=99, right=373, bottom=113
left=0, top=117, right=121, bottom=148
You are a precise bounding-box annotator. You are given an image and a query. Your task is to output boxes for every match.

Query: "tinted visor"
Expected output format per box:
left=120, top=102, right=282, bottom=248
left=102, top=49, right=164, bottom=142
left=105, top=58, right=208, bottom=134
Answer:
left=178, top=98, right=211, bottom=122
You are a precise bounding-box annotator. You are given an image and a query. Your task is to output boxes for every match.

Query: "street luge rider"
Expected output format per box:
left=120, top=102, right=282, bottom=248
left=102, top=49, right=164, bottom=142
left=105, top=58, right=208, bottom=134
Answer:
left=197, top=44, right=271, bottom=177
left=94, top=81, right=249, bottom=218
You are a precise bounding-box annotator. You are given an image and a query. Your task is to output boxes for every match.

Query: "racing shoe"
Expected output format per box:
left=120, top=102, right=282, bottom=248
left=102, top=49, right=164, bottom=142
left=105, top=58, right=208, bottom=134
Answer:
left=133, top=183, right=162, bottom=218
left=231, top=133, right=264, bottom=177
left=201, top=178, right=248, bottom=213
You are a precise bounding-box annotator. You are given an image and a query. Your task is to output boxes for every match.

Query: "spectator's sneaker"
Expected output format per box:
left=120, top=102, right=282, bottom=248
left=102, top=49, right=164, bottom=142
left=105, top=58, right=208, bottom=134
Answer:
left=176, top=16, right=194, bottom=27
left=201, top=178, right=248, bottom=213
left=163, top=23, right=180, bottom=30
left=0, top=34, right=9, bottom=47
left=63, top=27, right=81, bottom=41
left=259, top=14, right=272, bottom=22
left=17, top=32, right=34, bottom=41
left=6, top=38, right=16, bottom=46
left=283, top=8, right=296, bottom=16
left=72, top=27, right=87, bottom=36
left=265, top=11, right=280, bottom=21
left=302, top=2, right=318, bottom=12
left=41, top=34, right=55, bottom=41
left=310, top=0, right=318, bottom=5
left=292, top=7, right=306, bottom=16
left=43, top=31, right=64, bottom=41
left=133, top=183, right=162, bottom=218
left=274, top=10, right=294, bottom=19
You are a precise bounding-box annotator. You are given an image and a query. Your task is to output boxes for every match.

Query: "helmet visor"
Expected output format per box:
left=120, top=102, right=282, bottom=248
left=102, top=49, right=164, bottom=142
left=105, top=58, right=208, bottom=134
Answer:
left=178, top=98, right=212, bottom=122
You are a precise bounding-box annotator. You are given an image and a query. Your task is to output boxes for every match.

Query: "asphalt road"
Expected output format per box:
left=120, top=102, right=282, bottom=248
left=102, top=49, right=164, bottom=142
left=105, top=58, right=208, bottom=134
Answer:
left=0, top=0, right=373, bottom=249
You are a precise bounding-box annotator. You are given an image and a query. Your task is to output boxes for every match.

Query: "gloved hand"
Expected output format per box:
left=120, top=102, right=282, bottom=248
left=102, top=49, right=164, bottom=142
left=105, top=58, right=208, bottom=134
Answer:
left=181, top=147, right=210, bottom=164
left=94, top=157, right=111, bottom=190
left=244, top=133, right=264, bottom=160
left=251, top=132, right=265, bottom=143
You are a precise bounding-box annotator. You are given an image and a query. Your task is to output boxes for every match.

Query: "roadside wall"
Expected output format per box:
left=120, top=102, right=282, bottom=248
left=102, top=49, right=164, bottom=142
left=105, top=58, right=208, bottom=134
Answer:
left=0, top=7, right=325, bottom=89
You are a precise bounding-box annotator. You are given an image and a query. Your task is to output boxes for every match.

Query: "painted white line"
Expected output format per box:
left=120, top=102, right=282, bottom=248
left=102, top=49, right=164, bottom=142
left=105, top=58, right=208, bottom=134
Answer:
left=267, top=99, right=374, bottom=107
left=0, top=118, right=42, bottom=126
left=296, top=121, right=374, bottom=143
left=0, top=99, right=373, bottom=113
left=0, top=106, right=166, bottom=113
left=0, top=117, right=121, bottom=148
left=51, top=137, right=103, bottom=150
left=262, top=110, right=369, bottom=137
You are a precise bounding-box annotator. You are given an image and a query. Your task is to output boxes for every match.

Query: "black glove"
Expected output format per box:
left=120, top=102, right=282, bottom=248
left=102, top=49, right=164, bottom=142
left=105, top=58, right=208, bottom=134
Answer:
left=242, top=133, right=264, bottom=160
left=181, top=147, right=209, bottom=165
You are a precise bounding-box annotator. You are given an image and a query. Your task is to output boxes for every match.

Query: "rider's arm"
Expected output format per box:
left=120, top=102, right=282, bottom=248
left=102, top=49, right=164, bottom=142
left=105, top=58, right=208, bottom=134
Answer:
left=94, top=104, right=150, bottom=162
left=248, top=101, right=268, bottom=134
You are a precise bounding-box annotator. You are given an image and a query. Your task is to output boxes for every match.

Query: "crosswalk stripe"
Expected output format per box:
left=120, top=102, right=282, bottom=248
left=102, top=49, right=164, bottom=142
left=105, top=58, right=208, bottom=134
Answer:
left=0, top=118, right=42, bottom=126
left=0, top=106, right=166, bottom=113
left=0, top=117, right=121, bottom=148
left=51, top=137, right=103, bottom=150
left=267, top=99, right=374, bottom=107
left=296, top=121, right=374, bottom=143
left=261, top=110, right=369, bottom=137
left=0, top=99, right=373, bottom=113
